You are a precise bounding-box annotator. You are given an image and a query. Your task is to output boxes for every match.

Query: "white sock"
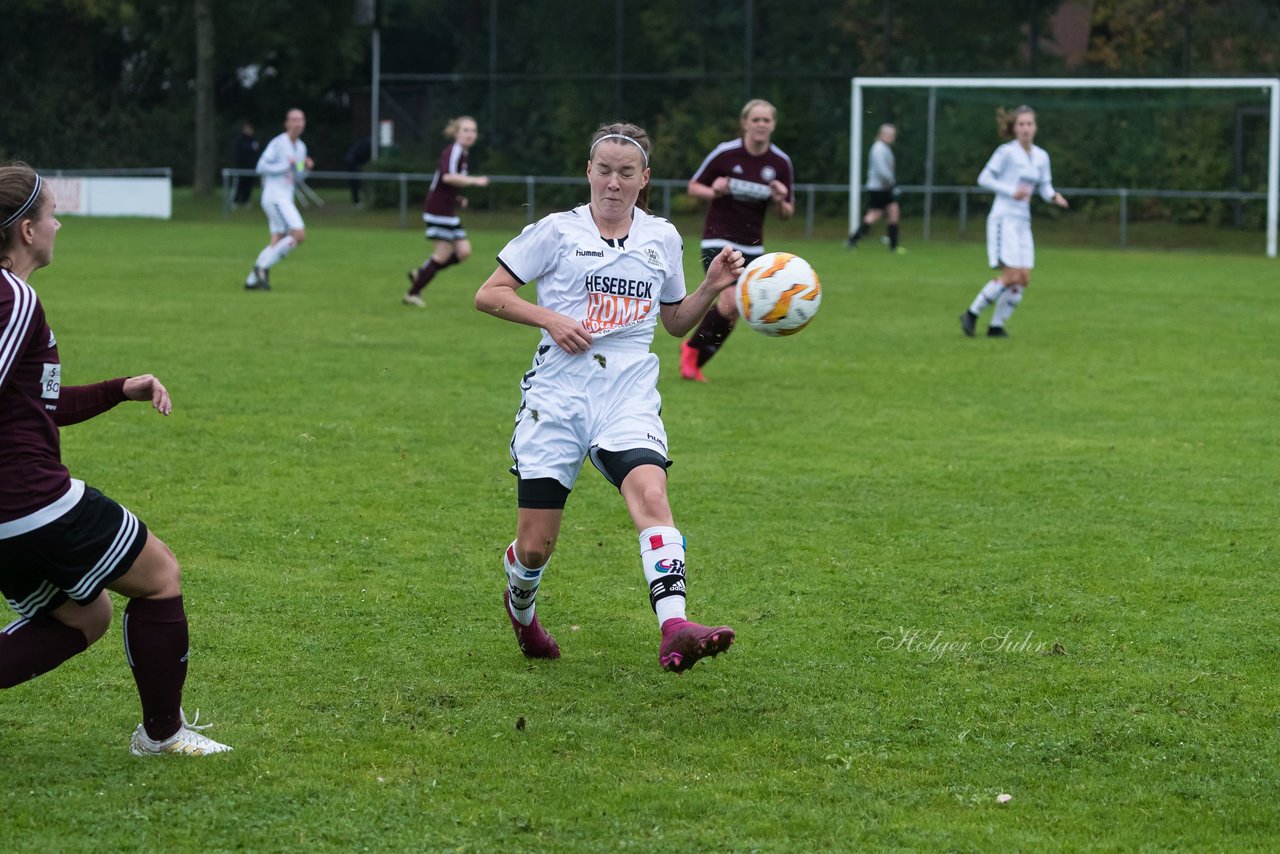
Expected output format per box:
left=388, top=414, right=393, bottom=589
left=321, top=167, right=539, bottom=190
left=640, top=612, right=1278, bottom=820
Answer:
left=255, top=235, right=297, bottom=270
left=639, top=526, right=687, bottom=627
left=504, top=542, right=545, bottom=626
left=991, top=286, right=1024, bottom=328
left=968, top=279, right=1004, bottom=315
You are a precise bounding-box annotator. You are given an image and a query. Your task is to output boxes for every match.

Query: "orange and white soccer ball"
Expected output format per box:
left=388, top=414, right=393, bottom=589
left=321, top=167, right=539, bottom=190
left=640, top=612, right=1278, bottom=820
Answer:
left=734, top=252, right=822, bottom=337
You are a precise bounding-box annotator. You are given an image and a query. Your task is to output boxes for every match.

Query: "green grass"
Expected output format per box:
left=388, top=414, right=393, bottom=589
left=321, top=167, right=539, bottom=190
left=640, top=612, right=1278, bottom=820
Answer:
left=2, top=205, right=1278, bottom=852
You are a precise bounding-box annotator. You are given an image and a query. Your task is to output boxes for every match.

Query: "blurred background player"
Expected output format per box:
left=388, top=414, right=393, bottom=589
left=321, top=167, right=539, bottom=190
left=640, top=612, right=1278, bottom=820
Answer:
left=342, top=136, right=372, bottom=207
left=403, top=116, right=489, bottom=308
left=474, top=122, right=743, bottom=673
left=681, top=99, right=794, bottom=382
left=847, top=123, right=905, bottom=254
left=231, top=122, right=260, bottom=208
left=244, top=108, right=313, bottom=291
left=0, top=163, right=231, bottom=755
left=960, top=105, right=1068, bottom=338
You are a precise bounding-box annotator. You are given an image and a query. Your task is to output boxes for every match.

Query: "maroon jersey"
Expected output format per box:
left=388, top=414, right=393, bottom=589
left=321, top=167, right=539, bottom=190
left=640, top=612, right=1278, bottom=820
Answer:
left=423, top=142, right=469, bottom=217
left=690, top=138, right=794, bottom=252
left=0, top=269, right=127, bottom=534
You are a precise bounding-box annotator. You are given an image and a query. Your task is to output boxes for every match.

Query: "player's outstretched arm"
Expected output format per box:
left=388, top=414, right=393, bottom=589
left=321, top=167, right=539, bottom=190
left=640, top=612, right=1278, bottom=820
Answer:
left=123, top=374, right=172, bottom=416
left=660, top=247, right=745, bottom=337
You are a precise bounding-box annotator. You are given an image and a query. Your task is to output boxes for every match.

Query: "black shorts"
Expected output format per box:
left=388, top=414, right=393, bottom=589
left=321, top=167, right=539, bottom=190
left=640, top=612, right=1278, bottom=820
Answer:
left=0, top=486, right=148, bottom=619
left=701, top=247, right=762, bottom=272
left=867, top=189, right=897, bottom=211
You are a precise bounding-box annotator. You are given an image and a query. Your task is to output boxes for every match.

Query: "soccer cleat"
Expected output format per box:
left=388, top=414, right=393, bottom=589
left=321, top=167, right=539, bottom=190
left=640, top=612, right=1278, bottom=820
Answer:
left=845, top=234, right=859, bottom=250
left=402, top=293, right=426, bottom=308
left=129, top=709, right=232, bottom=756
left=960, top=310, right=977, bottom=337
left=987, top=325, right=1009, bottom=338
left=658, top=618, right=735, bottom=674
left=679, top=342, right=707, bottom=383
left=891, top=246, right=908, bottom=255
left=504, top=589, right=560, bottom=659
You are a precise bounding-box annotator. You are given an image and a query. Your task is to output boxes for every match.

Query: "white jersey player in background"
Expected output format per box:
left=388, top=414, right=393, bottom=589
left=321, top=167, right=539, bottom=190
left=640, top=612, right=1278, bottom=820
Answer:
left=474, top=122, right=745, bottom=674
left=960, top=105, right=1068, bottom=337
left=244, top=108, right=314, bottom=291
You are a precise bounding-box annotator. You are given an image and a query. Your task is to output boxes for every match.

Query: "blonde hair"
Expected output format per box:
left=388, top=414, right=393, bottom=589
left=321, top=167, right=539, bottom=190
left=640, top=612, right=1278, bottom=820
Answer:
left=444, top=116, right=478, bottom=140
left=589, top=122, right=653, bottom=211
left=997, top=105, right=1035, bottom=139
left=740, top=99, right=777, bottom=123
left=0, top=162, right=47, bottom=271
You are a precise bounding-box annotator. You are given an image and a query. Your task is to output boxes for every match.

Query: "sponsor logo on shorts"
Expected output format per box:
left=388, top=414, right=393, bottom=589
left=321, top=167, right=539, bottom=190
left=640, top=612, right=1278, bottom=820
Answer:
left=645, top=433, right=667, bottom=451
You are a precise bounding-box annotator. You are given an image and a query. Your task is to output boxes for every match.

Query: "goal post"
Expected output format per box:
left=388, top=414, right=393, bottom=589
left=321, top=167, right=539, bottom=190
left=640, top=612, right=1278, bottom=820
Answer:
left=849, top=77, right=1280, bottom=258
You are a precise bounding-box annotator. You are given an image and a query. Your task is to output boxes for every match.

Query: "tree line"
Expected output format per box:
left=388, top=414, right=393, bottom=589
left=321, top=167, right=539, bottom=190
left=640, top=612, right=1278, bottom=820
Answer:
left=4, top=0, right=1277, bottom=224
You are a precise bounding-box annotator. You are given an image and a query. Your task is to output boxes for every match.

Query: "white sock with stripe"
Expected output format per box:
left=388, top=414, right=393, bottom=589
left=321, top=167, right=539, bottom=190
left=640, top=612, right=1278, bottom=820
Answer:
left=639, top=526, right=687, bottom=627
left=255, top=235, right=297, bottom=270
left=991, top=285, right=1024, bottom=328
left=504, top=542, right=545, bottom=626
left=969, top=279, right=1004, bottom=315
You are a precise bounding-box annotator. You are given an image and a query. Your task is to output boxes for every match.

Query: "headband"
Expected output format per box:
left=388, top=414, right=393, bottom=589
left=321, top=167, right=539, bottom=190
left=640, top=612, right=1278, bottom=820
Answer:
left=1, top=175, right=43, bottom=230
left=590, top=134, right=649, bottom=167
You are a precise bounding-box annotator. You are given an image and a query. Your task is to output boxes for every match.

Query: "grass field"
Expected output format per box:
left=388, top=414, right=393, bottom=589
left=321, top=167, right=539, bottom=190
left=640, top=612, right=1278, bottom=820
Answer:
left=2, top=203, right=1278, bottom=852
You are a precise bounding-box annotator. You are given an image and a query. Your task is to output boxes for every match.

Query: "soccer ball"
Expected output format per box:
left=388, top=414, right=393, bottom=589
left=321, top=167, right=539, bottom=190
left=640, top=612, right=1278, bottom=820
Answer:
left=734, top=252, right=822, bottom=337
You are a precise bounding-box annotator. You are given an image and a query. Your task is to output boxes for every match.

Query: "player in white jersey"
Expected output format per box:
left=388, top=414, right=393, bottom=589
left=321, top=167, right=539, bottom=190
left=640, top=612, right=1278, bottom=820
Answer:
left=475, top=122, right=745, bottom=674
left=847, top=123, right=905, bottom=253
left=960, top=106, right=1068, bottom=337
left=244, top=108, right=314, bottom=291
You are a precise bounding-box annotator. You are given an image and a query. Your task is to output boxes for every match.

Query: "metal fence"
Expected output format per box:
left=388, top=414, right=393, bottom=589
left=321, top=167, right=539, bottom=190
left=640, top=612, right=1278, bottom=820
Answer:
left=221, top=168, right=1270, bottom=248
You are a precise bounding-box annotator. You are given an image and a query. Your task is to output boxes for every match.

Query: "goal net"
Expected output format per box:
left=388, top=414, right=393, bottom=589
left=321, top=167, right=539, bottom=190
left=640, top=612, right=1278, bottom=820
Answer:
left=849, top=77, right=1279, bottom=257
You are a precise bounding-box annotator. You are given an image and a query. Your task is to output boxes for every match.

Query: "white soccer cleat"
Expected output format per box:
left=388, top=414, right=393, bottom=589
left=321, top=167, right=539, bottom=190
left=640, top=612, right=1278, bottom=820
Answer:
left=402, top=293, right=426, bottom=308
left=129, top=709, right=233, bottom=756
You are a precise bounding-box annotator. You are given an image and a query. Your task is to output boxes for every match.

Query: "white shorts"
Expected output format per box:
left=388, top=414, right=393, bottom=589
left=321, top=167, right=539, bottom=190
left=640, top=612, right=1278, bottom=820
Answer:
left=262, top=194, right=305, bottom=235
left=987, top=215, right=1034, bottom=269
left=423, top=212, right=467, bottom=242
left=509, top=344, right=668, bottom=491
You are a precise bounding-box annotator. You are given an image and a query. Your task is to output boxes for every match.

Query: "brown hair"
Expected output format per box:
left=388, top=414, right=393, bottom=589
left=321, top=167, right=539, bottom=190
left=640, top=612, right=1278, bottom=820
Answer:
left=444, top=115, right=478, bottom=140
left=0, top=162, right=47, bottom=271
left=996, top=105, right=1035, bottom=139
left=589, top=122, right=653, bottom=212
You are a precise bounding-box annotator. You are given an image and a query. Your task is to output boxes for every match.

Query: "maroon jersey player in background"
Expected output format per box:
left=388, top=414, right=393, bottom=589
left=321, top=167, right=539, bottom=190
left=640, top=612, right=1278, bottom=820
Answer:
left=403, top=116, right=490, bottom=308
left=681, top=99, right=795, bottom=382
left=0, top=163, right=231, bottom=756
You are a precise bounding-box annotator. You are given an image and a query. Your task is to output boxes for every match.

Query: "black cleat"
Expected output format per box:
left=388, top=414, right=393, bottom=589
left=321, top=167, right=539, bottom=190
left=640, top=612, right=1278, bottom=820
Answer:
left=987, top=325, right=1009, bottom=338
left=960, top=311, right=977, bottom=337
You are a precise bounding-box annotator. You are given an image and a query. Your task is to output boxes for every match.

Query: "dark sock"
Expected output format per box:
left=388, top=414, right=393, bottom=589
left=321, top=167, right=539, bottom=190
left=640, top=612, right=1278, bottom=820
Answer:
left=410, top=254, right=459, bottom=295
left=688, top=306, right=736, bottom=367
left=888, top=223, right=899, bottom=249
left=0, top=616, right=88, bottom=689
left=409, top=259, right=442, bottom=295
left=123, top=596, right=189, bottom=741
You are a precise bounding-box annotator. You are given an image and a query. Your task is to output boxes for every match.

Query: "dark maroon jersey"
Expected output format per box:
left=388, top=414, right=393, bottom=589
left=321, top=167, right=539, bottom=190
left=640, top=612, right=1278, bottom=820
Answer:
left=690, top=138, right=795, bottom=252
left=423, top=142, right=469, bottom=217
left=0, top=269, right=127, bottom=532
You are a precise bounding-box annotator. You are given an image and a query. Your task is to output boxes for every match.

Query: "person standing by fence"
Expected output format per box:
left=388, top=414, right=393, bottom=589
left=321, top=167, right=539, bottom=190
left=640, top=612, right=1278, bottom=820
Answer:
left=847, top=123, right=904, bottom=254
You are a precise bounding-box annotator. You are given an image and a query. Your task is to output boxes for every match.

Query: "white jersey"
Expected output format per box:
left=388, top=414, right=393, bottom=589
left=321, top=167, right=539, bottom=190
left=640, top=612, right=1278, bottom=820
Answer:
left=497, top=205, right=687, bottom=353
left=256, top=132, right=308, bottom=200
left=866, top=139, right=895, bottom=190
left=979, top=140, right=1057, bottom=222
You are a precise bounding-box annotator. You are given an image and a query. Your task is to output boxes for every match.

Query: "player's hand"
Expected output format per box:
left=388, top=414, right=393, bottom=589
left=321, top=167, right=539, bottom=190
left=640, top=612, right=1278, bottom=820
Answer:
left=476, top=176, right=490, bottom=188
left=305, top=157, right=315, bottom=171
left=545, top=314, right=594, bottom=355
left=1053, top=192, right=1069, bottom=209
left=707, top=246, right=745, bottom=292
left=1013, top=187, right=1031, bottom=201
left=123, top=374, right=172, bottom=416
left=711, top=176, right=730, bottom=198
left=769, top=180, right=788, bottom=203
left=459, top=196, right=469, bottom=210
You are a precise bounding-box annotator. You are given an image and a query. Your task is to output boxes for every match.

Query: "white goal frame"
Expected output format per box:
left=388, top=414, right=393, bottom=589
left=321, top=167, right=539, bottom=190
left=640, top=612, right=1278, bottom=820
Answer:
left=850, top=77, right=1280, bottom=258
